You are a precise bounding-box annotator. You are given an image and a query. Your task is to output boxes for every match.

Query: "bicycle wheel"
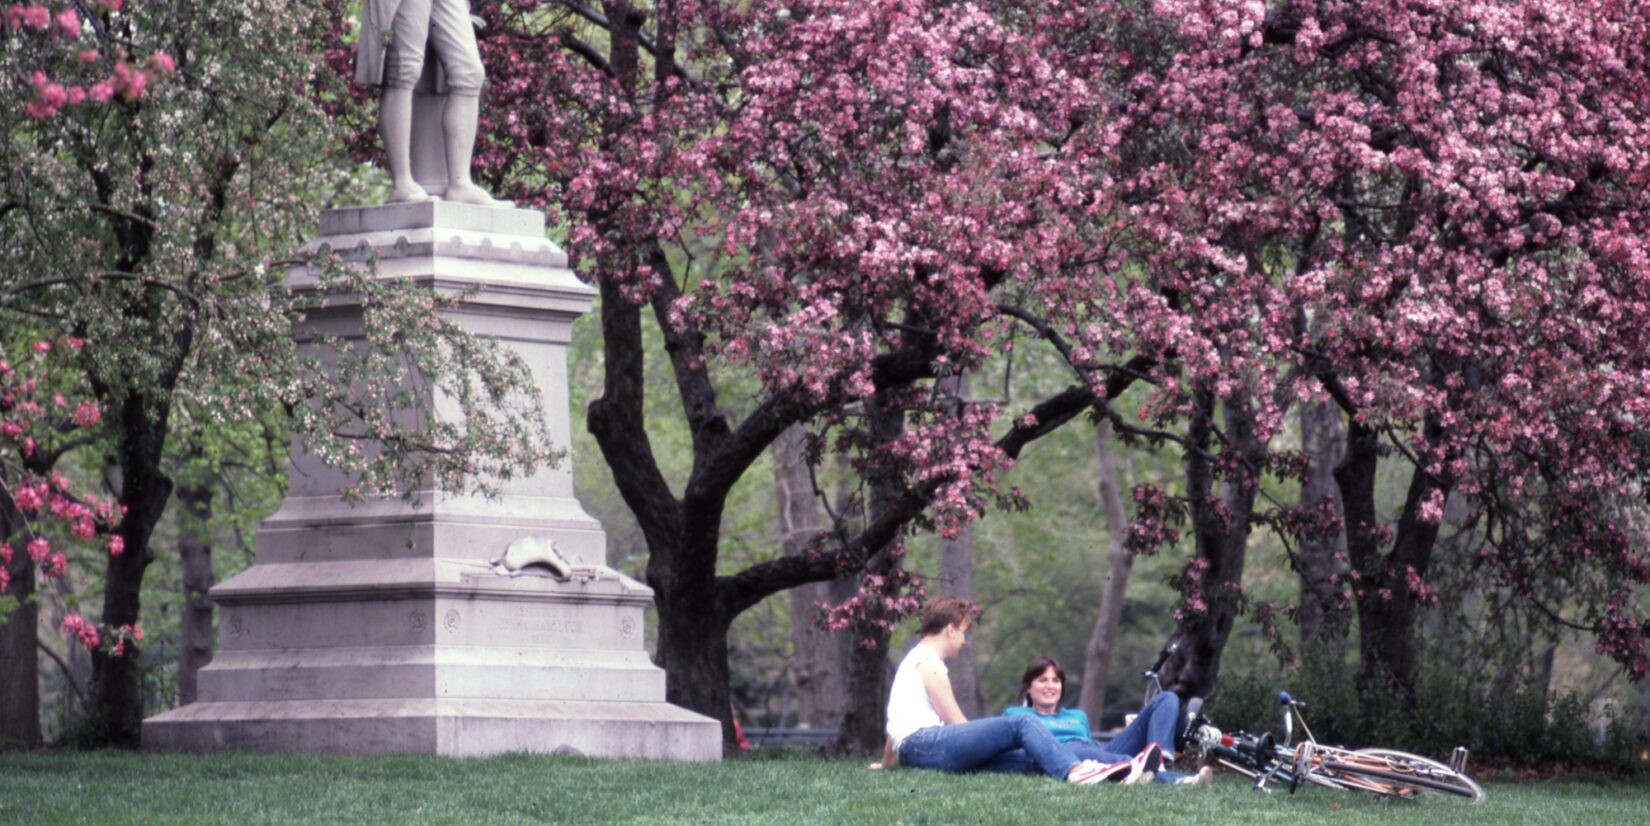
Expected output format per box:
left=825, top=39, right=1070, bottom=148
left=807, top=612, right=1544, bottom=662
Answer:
left=1325, top=748, right=1486, bottom=803
left=1293, top=743, right=1410, bottom=797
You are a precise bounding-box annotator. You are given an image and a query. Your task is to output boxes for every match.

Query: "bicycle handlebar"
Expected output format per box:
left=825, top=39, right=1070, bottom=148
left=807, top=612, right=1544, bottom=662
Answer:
left=1147, top=638, right=1180, bottom=675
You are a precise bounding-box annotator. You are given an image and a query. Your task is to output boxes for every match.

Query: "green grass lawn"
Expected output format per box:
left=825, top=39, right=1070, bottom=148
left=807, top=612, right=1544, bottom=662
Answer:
left=0, top=749, right=1644, bottom=825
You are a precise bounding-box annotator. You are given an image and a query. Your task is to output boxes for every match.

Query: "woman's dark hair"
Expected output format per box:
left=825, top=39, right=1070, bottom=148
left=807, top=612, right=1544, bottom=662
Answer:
left=1020, top=655, right=1068, bottom=706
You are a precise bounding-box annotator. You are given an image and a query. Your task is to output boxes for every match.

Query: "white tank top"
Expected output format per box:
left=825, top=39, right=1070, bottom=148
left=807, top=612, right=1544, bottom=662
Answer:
left=886, top=643, right=947, bottom=749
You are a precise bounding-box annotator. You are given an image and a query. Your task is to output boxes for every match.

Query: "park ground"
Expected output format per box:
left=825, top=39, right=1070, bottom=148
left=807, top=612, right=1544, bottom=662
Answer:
left=0, top=750, right=1645, bottom=825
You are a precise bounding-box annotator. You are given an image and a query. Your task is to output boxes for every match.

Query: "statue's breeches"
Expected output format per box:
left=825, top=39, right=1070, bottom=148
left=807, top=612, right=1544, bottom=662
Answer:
left=383, top=0, right=484, bottom=93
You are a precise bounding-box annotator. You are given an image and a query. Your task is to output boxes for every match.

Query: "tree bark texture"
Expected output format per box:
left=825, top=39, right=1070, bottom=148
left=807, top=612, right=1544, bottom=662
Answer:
left=935, top=374, right=982, bottom=719
left=1336, top=416, right=1449, bottom=700
left=835, top=395, right=906, bottom=754
left=1296, top=399, right=1346, bottom=657
left=938, top=525, right=983, bottom=718
left=1079, top=418, right=1132, bottom=725
left=175, top=481, right=215, bottom=707
left=774, top=425, right=849, bottom=727
left=88, top=392, right=174, bottom=747
left=0, top=495, right=42, bottom=749
left=1164, top=392, right=1263, bottom=699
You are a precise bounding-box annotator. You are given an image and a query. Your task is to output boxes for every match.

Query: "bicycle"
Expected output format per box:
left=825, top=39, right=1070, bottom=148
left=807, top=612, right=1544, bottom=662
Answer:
left=1139, top=639, right=1486, bottom=802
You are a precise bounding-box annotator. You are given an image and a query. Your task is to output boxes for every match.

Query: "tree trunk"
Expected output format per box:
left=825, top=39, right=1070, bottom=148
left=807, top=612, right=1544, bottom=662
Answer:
left=774, top=425, right=849, bottom=727
left=835, top=395, right=905, bottom=755
left=1296, top=399, right=1346, bottom=657
left=87, top=398, right=173, bottom=748
left=1079, top=419, right=1132, bottom=725
left=1164, top=391, right=1263, bottom=699
left=175, top=481, right=215, bottom=707
left=652, top=572, right=736, bottom=749
left=935, top=374, right=982, bottom=718
left=1338, top=414, right=1448, bottom=700
left=0, top=494, right=42, bottom=749
left=938, top=524, right=983, bottom=718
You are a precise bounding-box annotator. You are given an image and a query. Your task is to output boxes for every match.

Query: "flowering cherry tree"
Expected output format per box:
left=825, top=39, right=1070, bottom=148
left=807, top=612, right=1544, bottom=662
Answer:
left=1103, top=0, right=1650, bottom=696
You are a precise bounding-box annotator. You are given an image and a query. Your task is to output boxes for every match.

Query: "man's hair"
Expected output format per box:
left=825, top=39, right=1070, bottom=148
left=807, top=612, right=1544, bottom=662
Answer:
left=918, top=596, right=980, bottom=638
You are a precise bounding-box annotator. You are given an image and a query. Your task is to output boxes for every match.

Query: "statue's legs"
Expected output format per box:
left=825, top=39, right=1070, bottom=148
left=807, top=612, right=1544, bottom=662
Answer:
left=380, top=87, right=433, bottom=203
left=425, top=0, right=506, bottom=207
left=439, top=93, right=505, bottom=206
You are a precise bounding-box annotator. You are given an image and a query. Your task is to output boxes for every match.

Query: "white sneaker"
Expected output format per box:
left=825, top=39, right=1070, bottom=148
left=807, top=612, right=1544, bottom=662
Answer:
left=1123, top=770, right=1155, bottom=786
left=1122, top=743, right=1163, bottom=785
left=1069, top=759, right=1132, bottom=784
left=1175, top=766, right=1215, bottom=786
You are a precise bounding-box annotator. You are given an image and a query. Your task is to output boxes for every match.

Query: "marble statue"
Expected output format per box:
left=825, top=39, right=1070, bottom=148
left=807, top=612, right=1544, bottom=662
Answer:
left=355, top=0, right=506, bottom=206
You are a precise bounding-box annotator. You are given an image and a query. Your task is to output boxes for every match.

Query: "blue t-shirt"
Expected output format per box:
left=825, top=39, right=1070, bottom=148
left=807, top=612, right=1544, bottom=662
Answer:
left=1002, top=705, right=1093, bottom=744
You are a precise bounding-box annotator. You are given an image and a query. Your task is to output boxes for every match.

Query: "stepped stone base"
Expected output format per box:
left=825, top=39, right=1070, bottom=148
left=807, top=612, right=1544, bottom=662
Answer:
left=145, top=698, right=718, bottom=759
left=142, top=202, right=720, bottom=762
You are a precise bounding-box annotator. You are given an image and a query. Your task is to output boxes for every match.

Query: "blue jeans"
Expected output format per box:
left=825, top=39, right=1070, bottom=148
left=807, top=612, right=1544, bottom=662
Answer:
left=899, top=716, right=1080, bottom=779
left=1107, top=691, right=1180, bottom=764
left=981, top=740, right=1191, bottom=783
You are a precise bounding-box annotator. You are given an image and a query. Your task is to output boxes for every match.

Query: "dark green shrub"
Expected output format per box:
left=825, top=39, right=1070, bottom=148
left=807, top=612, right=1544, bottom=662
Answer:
left=1202, top=655, right=1644, bottom=771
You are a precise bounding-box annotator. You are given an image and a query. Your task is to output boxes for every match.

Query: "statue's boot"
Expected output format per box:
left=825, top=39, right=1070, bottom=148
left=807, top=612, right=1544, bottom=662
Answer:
left=381, top=87, right=433, bottom=203
left=440, top=92, right=512, bottom=207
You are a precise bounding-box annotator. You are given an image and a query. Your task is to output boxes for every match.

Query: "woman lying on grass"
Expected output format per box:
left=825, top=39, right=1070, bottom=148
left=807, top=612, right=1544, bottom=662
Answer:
left=871, top=597, right=1159, bottom=785
left=1003, top=655, right=1212, bottom=786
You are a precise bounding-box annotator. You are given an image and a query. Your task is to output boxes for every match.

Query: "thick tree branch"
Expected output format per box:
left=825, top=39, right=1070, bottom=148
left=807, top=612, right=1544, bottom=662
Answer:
left=587, top=278, right=682, bottom=559
left=717, top=358, right=1154, bottom=612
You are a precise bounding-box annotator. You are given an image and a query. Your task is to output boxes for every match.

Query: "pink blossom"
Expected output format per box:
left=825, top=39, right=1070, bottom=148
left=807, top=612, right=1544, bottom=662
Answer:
left=26, top=536, right=49, bottom=563
left=53, top=6, right=76, bottom=36
left=79, top=49, right=98, bottom=63
left=61, top=614, right=100, bottom=650
left=13, top=483, right=43, bottom=513
left=108, top=535, right=125, bottom=557
left=67, top=85, right=86, bottom=105
left=97, top=0, right=121, bottom=9
left=112, top=62, right=148, bottom=100
left=31, top=339, right=50, bottom=353
left=87, top=81, right=114, bottom=103
left=43, top=552, right=66, bottom=577
left=8, top=4, right=50, bottom=29
left=0, top=421, right=21, bottom=439
left=148, top=52, right=176, bottom=73
left=73, top=400, right=100, bottom=427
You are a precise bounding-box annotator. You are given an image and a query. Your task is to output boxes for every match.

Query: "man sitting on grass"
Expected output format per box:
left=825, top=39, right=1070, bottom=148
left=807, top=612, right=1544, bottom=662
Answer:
left=870, top=596, right=1158, bottom=785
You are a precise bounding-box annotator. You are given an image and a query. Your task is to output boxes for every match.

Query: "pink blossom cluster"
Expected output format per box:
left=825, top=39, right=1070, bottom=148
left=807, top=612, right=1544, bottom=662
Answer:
left=60, top=614, right=100, bottom=651
left=11, top=0, right=173, bottom=120
left=2, top=338, right=121, bottom=603
left=4, top=3, right=51, bottom=30
left=1126, top=485, right=1185, bottom=556
left=110, top=622, right=143, bottom=657
left=306, top=0, right=1650, bottom=676
left=820, top=553, right=927, bottom=646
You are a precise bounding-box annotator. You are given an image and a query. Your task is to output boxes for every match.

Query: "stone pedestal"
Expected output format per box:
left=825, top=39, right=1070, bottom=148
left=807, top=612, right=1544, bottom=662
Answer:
left=143, top=202, right=720, bottom=760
